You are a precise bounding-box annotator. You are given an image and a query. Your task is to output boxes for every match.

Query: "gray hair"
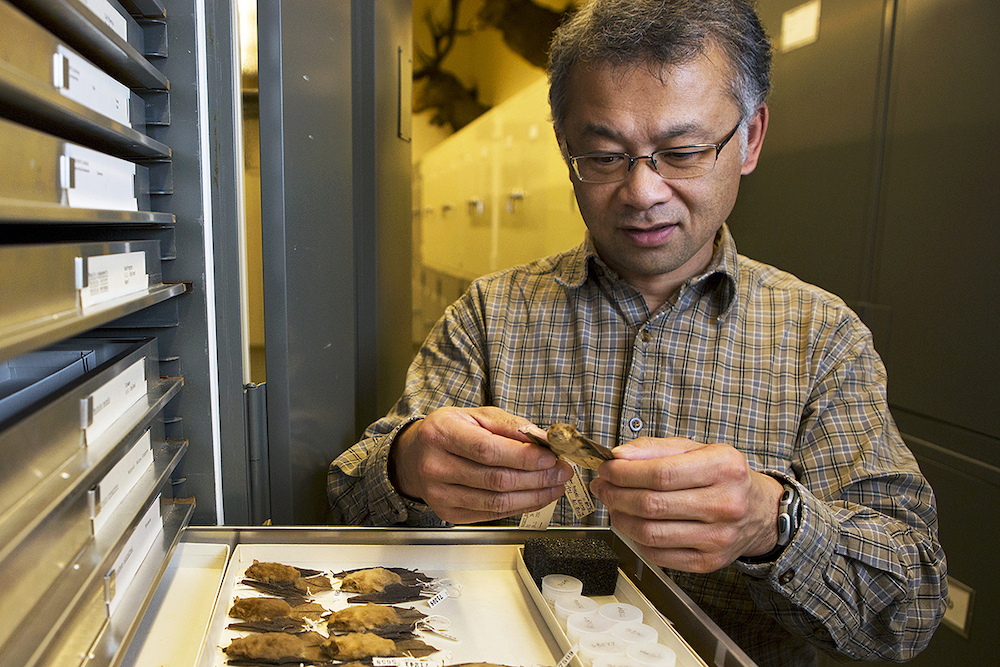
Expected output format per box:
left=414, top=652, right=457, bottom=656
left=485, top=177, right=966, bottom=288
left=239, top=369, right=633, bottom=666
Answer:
left=547, top=0, right=772, bottom=135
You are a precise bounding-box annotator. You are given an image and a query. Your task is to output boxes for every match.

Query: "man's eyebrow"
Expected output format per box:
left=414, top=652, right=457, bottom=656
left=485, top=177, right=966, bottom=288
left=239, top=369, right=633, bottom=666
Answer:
left=579, top=121, right=707, bottom=145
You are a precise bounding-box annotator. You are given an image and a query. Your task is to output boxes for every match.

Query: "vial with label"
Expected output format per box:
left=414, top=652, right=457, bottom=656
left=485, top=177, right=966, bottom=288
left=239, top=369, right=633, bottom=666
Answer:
left=542, top=574, right=584, bottom=604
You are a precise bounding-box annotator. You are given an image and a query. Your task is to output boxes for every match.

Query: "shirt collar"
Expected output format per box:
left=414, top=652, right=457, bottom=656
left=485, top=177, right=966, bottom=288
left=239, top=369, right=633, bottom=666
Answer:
left=555, top=225, right=740, bottom=316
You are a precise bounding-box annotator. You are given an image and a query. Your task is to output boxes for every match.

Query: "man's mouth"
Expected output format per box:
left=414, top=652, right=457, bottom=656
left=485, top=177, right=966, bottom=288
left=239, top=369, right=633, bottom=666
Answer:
left=621, top=222, right=678, bottom=247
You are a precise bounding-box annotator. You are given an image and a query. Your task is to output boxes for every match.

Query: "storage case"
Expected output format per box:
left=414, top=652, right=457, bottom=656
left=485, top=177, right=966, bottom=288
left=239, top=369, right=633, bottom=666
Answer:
left=124, top=527, right=759, bottom=667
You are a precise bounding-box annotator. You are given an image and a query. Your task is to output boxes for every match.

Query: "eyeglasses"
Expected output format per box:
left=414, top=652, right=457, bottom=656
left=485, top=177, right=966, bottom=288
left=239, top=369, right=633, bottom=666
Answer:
left=567, top=120, right=743, bottom=183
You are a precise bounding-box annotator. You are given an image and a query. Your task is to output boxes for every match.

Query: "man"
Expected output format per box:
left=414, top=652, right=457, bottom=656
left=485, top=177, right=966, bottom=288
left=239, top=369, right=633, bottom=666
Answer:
left=328, top=1, right=946, bottom=665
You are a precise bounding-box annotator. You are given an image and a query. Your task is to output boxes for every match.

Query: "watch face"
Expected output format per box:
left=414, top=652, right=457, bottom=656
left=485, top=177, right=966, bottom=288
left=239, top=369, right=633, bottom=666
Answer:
left=777, top=513, right=792, bottom=545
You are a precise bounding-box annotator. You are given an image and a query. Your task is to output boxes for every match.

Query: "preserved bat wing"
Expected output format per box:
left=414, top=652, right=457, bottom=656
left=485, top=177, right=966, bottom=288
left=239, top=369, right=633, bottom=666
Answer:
left=346, top=582, right=427, bottom=604
left=522, top=423, right=613, bottom=471
left=229, top=598, right=330, bottom=635
left=227, top=616, right=306, bottom=634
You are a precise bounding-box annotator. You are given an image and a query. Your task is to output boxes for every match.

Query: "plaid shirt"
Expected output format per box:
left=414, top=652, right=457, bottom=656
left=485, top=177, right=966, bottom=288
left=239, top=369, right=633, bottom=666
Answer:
left=328, top=225, right=946, bottom=667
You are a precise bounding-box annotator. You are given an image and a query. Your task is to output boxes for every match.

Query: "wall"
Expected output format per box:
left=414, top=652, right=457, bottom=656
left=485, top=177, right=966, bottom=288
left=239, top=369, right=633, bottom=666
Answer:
left=414, top=76, right=585, bottom=344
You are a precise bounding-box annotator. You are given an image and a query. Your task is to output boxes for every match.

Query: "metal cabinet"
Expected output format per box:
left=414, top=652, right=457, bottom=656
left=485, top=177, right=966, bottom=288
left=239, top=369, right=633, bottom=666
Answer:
left=730, top=0, right=999, bottom=663
left=0, top=0, right=243, bottom=664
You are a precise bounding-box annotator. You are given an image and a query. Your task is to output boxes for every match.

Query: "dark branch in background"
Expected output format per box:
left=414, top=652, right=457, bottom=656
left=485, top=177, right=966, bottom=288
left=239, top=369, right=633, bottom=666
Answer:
left=478, top=0, right=571, bottom=69
left=413, top=0, right=490, bottom=132
left=412, top=0, right=573, bottom=133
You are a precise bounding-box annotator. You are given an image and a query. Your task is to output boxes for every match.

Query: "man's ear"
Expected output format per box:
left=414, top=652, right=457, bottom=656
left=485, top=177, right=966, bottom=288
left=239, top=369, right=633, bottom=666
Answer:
left=741, top=103, right=769, bottom=175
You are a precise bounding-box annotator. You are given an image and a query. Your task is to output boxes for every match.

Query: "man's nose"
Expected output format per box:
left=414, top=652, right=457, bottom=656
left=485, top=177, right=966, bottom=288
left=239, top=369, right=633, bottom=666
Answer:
left=619, top=156, right=674, bottom=206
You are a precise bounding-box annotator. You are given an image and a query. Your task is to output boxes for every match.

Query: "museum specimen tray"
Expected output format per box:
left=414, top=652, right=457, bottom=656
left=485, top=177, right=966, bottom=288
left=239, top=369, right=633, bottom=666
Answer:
left=122, top=527, right=758, bottom=667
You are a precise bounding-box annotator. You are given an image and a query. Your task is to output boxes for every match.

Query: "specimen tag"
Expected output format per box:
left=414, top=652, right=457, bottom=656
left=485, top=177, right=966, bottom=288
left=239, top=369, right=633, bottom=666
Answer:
left=556, top=644, right=581, bottom=667
left=373, top=658, right=445, bottom=667
left=519, top=500, right=557, bottom=529
left=565, top=467, right=595, bottom=519
left=427, top=589, right=449, bottom=608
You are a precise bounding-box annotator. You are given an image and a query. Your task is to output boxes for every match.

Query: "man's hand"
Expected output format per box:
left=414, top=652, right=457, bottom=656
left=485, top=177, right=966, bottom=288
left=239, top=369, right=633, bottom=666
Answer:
left=389, top=406, right=575, bottom=524
left=590, top=437, right=785, bottom=572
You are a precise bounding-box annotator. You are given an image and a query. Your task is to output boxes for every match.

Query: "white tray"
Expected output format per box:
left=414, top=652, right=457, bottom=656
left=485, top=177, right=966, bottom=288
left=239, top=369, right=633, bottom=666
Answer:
left=190, top=541, right=706, bottom=667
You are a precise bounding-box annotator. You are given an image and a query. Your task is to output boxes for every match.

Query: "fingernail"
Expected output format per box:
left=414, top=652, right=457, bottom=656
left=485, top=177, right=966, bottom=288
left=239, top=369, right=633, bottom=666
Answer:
left=539, top=452, right=558, bottom=468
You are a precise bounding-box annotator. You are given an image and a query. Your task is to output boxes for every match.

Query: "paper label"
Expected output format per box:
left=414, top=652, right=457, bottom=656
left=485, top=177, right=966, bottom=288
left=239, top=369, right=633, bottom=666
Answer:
left=79, top=251, right=148, bottom=308
left=519, top=501, right=557, bottom=530
left=60, top=143, right=138, bottom=211
left=53, top=46, right=130, bottom=125
left=556, top=644, right=581, bottom=667
left=565, top=467, right=595, bottom=519
left=106, top=498, right=162, bottom=615
left=82, top=357, right=147, bottom=444
left=373, top=659, right=445, bottom=667
left=78, top=0, right=128, bottom=40
left=426, top=589, right=449, bottom=609
left=93, top=430, right=153, bottom=534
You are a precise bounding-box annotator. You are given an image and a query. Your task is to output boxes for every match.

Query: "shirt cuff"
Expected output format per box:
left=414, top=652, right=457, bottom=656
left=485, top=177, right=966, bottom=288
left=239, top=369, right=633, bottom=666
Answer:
left=736, top=473, right=837, bottom=595
left=377, top=417, right=438, bottom=523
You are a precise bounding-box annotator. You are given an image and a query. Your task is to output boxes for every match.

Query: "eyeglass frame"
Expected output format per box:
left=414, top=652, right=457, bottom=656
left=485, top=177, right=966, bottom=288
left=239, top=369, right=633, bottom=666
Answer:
left=565, top=119, right=745, bottom=183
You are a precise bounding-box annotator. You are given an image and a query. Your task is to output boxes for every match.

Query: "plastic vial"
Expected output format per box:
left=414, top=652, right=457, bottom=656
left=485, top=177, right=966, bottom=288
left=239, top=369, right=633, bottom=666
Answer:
left=578, top=633, right=628, bottom=667
left=555, top=594, right=600, bottom=623
left=566, top=611, right=616, bottom=644
left=542, top=574, right=584, bottom=604
left=611, top=621, right=659, bottom=645
left=599, top=602, right=644, bottom=624
left=591, top=656, right=634, bottom=667
left=626, top=642, right=676, bottom=667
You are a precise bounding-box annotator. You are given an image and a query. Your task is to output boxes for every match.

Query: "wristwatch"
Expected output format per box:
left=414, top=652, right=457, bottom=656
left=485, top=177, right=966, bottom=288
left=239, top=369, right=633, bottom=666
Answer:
left=775, top=482, right=802, bottom=548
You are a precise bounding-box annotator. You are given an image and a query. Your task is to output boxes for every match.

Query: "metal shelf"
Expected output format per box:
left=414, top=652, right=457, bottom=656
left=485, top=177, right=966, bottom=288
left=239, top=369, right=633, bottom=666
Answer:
left=3, top=486, right=192, bottom=667
left=0, top=241, right=185, bottom=365
left=0, top=377, right=183, bottom=568
left=7, top=0, right=169, bottom=91
left=0, top=59, right=170, bottom=159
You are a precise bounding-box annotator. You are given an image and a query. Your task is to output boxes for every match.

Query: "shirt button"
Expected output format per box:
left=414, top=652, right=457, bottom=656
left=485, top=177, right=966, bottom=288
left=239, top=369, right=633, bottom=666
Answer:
left=778, top=569, right=795, bottom=585
left=628, top=417, right=643, bottom=432
left=640, top=330, right=651, bottom=343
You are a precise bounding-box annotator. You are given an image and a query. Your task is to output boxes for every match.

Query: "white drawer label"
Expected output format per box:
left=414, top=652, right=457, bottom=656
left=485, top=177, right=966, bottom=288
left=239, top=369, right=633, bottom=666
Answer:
left=78, top=0, right=128, bottom=40
left=82, top=357, right=147, bottom=444
left=53, top=46, right=131, bottom=126
left=93, top=430, right=154, bottom=534
left=60, top=143, right=138, bottom=211
left=106, top=498, right=162, bottom=615
left=78, top=251, right=148, bottom=309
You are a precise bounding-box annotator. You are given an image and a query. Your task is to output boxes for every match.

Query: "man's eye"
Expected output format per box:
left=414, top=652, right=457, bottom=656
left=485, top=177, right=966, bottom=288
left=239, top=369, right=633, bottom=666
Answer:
left=585, top=155, right=625, bottom=169
left=657, top=148, right=710, bottom=165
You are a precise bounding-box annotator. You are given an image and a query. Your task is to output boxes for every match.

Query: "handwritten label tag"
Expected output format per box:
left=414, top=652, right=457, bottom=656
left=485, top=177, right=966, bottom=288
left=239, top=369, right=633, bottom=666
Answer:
left=565, top=466, right=595, bottom=519
left=79, top=251, right=148, bottom=309
left=78, top=0, right=128, bottom=39
left=53, top=46, right=130, bottom=126
left=81, top=357, right=147, bottom=444
left=519, top=500, right=557, bottom=530
left=61, top=143, right=138, bottom=211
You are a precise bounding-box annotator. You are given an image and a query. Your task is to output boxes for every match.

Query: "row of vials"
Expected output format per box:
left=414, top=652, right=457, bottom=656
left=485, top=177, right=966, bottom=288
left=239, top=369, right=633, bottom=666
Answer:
left=541, top=574, right=678, bottom=667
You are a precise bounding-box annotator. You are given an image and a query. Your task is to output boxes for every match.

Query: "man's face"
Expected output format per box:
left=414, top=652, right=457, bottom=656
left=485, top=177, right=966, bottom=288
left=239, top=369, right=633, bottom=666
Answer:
left=557, top=48, right=766, bottom=300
